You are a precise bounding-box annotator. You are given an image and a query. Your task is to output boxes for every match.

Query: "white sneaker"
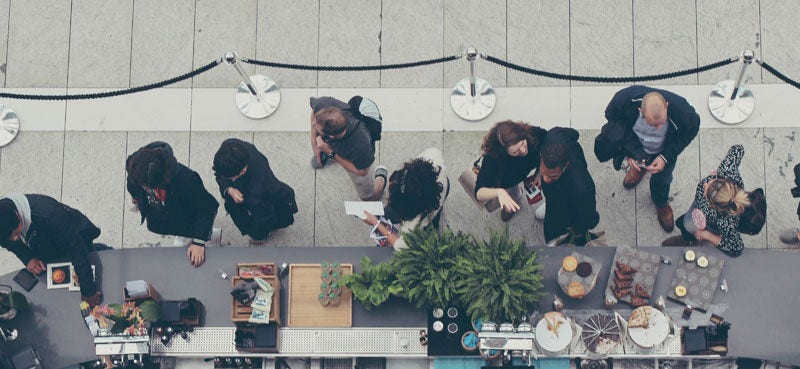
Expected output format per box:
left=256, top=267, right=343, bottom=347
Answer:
left=779, top=228, right=800, bottom=245
left=534, top=202, right=546, bottom=220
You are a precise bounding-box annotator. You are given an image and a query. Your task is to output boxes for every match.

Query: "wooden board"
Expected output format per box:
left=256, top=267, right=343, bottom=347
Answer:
left=288, top=263, right=352, bottom=327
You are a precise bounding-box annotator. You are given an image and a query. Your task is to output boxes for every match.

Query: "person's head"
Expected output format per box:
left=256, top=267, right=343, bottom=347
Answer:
left=387, top=158, right=443, bottom=221
left=539, top=142, right=570, bottom=184
left=0, top=199, right=21, bottom=241
left=213, top=140, right=250, bottom=180
left=127, top=146, right=173, bottom=188
left=314, top=107, right=348, bottom=140
left=706, top=178, right=750, bottom=215
left=482, top=120, right=540, bottom=158
left=639, top=92, right=669, bottom=128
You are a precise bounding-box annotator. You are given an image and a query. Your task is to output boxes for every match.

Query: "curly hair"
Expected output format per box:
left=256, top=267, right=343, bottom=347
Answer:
left=540, top=142, right=570, bottom=169
left=387, top=158, right=443, bottom=221
left=213, top=140, right=250, bottom=178
left=481, top=120, right=540, bottom=158
left=127, top=147, right=171, bottom=188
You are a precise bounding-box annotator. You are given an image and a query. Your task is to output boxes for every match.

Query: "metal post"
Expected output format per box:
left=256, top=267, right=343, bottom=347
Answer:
left=450, top=46, right=496, bottom=121
left=708, top=50, right=755, bottom=125
left=224, top=51, right=281, bottom=120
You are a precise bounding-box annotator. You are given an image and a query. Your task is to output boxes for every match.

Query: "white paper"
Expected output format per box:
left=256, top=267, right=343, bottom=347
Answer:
left=46, top=262, right=73, bottom=289
left=68, top=265, right=97, bottom=292
left=344, top=201, right=384, bottom=219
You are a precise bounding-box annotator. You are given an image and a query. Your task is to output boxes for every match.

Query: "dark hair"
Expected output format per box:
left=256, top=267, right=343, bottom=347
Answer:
left=0, top=199, right=19, bottom=239
left=481, top=120, right=540, bottom=158
left=127, top=147, right=171, bottom=187
left=315, top=107, right=347, bottom=136
left=387, top=159, right=443, bottom=221
left=213, top=140, right=250, bottom=178
left=540, top=142, right=569, bottom=169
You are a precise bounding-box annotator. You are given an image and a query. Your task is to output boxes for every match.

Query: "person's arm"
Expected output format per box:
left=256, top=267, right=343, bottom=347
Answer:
left=0, top=240, right=35, bottom=267
left=696, top=223, right=743, bottom=257
left=42, top=210, right=97, bottom=297
left=215, top=173, right=235, bottom=200
left=361, top=211, right=400, bottom=247
left=474, top=156, right=520, bottom=212
left=310, top=112, right=323, bottom=165
left=717, top=145, right=745, bottom=186
left=185, top=172, right=219, bottom=243
left=569, top=190, right=600, bottom=235
left=660, top=106, right=700, bottom=164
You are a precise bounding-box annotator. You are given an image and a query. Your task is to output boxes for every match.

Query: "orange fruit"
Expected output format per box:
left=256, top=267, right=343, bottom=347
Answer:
left=52, top=269, right=66, bottom=284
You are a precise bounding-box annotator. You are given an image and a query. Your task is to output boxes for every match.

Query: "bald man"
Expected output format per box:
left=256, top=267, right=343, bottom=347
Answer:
left=602, top=86, right=700, bottom=232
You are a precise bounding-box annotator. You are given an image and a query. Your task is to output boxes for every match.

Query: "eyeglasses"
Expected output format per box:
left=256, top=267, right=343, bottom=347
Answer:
left=707, top=179, right=726, bottom=203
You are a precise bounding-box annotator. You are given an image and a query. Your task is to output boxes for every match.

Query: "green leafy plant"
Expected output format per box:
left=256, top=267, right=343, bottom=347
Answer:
left=456, top=228, right=544, bottom=321
left=393, top=227, right=473, bottom=309
left=91, top=300, right=160, bottom=335
left=0, top=290, right=28, bottom=316
left=339, top=256, right=402, bottom=310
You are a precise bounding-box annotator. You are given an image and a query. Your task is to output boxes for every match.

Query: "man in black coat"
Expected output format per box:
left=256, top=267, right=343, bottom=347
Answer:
left=0, top=194, right=104, bottom=306
left=598, top=85, right=700, bottom=232
left=539, top=127, right=603, bottom=246
left=213, top=139, right=297, bottom=244
left=126, top=142, right=219, bottom=267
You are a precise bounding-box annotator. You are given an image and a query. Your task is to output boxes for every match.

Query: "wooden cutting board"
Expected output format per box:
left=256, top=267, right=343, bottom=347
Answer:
left=287, top=263, right=352, bottom=327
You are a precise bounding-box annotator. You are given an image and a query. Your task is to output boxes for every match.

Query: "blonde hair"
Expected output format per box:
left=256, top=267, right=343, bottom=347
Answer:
left=707, top=179, right=750, bottom=215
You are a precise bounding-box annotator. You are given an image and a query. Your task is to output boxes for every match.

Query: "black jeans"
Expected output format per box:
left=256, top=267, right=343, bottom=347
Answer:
left=650, top=156, right=677, bottom=208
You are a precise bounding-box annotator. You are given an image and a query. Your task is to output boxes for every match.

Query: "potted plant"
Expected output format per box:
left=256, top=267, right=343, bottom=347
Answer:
left=88, top=300, right=160, bottom=335
left=393, top=227, right=473, bottom=309
left=0, top=285, right=28, bottom=320
left=339, top=256, right=402, bottom=310
left=456, top=228, right=544, bottom=322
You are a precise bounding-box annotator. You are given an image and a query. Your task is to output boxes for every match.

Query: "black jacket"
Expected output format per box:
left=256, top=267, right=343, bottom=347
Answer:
left=598, top=85, right=700, bottom=165
left=126, top=142, right=219, bottom=243
left=0, top=194, right=100, bottom=296
left=215, top=139, right=297, bottom=240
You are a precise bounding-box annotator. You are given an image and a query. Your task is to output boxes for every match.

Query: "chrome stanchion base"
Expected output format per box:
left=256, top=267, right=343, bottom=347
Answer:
left=235, top=75, right=281, bottom=119
left=450, top=77, right=496, bottom=121
left=708, top=80, right=754, bottom=125
left=0, top=106, right=19, bottom=147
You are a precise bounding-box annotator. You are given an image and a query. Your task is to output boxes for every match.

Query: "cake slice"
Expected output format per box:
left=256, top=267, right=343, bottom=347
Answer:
left=610, top=285, right=631, bottom=299
left=613, top=277, right=633, bottom=290
left=616, top=261, right=638, bottom=274
left=628, top=306, right=651, bottom=328
left=634, top=283, right=651, bottom=299
left=631, top=296, right=649, bottom=307
left=614, top=269, right=634, bottom=281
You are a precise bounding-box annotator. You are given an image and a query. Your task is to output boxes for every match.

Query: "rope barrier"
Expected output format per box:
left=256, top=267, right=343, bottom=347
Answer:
left=758, top=60, right=800, bottom=90
left=241, top=54, right=461, bottom=71
left=0, top=59, right=222, bottom=100
left=482, top=55, right=739, bottom=83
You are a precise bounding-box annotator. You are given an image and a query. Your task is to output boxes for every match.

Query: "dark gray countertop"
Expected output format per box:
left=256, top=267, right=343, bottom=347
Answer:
left=0, top=246, right=798, bottom=367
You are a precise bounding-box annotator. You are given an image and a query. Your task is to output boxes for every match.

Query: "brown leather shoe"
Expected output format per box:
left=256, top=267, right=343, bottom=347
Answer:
left=623, top=168, right=646, bottom=189
left=501, top=210, right=515, bottom=222
left=656, top=205, right=675, bottom=232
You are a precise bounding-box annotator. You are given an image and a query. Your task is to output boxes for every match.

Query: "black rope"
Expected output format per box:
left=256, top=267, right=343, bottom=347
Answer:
left=759, top=61, right=800, bottom=89
left=241, top=55, right=460, bottom=71
left=0, top=59, right=222, bottom=100
left=483, top=55, right=738, bottom=83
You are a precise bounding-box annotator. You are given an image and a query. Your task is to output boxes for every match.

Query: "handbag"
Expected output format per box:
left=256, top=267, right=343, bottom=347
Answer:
left=458, top=157, right=500, bottom=212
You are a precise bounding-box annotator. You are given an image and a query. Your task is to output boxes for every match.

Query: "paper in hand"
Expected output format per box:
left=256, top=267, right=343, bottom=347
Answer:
left=344, top=201, right=385, bottom=219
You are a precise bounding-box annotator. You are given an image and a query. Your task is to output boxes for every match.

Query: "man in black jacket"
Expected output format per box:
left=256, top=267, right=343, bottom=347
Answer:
left=213, top=139, right=298, bottom=244
left=126, top=142, right=219, bottom=267
left=599, top=85, right=700, bottom=232
left=0, top=194, right=104, bottom=306
left=539, top=127, right=603, bottom=246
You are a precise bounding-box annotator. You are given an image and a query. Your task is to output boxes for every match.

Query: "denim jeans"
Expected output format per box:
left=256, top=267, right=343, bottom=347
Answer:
left=650, top=157, right=677, bottom=208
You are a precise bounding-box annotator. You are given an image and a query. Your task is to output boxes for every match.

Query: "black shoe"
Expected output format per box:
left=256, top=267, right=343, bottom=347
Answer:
left=613, top=155, right=624, bottom=171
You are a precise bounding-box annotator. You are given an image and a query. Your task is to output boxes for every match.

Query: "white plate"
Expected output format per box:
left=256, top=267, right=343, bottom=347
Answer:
left=535, top=314, right=573, bottom=352
left=627, top=308, right=670, bottom=348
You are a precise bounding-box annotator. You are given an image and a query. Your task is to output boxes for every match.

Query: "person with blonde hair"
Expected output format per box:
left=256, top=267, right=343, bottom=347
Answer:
left=662, top=145, right=749, bottom=257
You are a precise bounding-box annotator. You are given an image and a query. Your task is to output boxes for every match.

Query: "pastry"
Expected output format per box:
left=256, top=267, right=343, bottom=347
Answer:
left=684, top=250, right=696, bottom=262
left=610, top=286, right=631, bottom=299
left=615, top=261, right=638, bottom=274
left=628, top=306, right=652, bottom=328
left=567, top=281, right=586, bottom=298
left=562, top=256, right=578, bottom=272
left=634, top=284, right=651, bottom=299
left=674, top=285, right=687, bottom=297
left=614, top=269, right=634, bottom=281
left=576, top=262, right=593, bottom=277
left=631, top=296, right=648, bottom=307
left=697, top=256, right=709, bottom=268
left=613, top=277, right=633, bottom=290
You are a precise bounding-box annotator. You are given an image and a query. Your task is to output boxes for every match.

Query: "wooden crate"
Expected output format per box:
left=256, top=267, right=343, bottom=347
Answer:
left=231, top=275, right=281, bottom=324
left=287, top=263, right=352, bottom=327
left=236, top=262, right=277, bottom=278
left=123, top=281, right=161, bottom=304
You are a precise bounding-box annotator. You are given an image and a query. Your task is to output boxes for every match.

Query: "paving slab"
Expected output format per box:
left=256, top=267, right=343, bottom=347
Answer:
left=3, top=88, right=67, bottom=131
left=123, top=132, right=191, bottom=248
left=379, top=132, right=443, bottom=180
left=130, top=0, right=195, bottom=88
left=506, top=0, right=570, bottom=87
left=443, top=0, right=507, bottom=88
left=696, top=0, right=762, bottom=84
left=5, top=0, right=71, bottom=87
left=443, top=87, right=571, bottom=132
left=759, top=1, right=800, bottom=84
left=0, top=0, right=9, bottom=87
left=0, top=249, right=20, bottom=279
left=68, top=0, right=133, bottom=88
left=65, top=88, right=191, bottom=131
left=632, top=0, right=698, bottom=85
left=191, top=88, right=315, bottom=131
left=763, top=128, right=799, bottom=249
left=569, top=0, right=633, bottom=87
left=61, top=132, right=127, bottom=247
left=0, top=131, right=64, bottom=199
left=256, top=0, right=319, bottom=88
left=318, top=0, right=381, bottom=88
left=192, top=0, right=257, bottom=88
left=380, top=0, right=444, bottom=88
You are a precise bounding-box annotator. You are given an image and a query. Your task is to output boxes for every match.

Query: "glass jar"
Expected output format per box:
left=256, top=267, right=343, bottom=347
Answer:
left=330, top=282, right=342, bottom=295
left=329, top=292, right=341, bottom=307
left=318, top=293, right=329, bottom=306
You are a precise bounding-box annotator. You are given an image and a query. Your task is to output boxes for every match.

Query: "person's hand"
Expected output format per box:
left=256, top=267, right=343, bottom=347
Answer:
left=227, top=188, right=245, bottom=204
left=315, top=136, right=332, bottom=154
left=187, top=244, right=205, bottom=268
left=361, top=210, right=379, bottom=226
left=694, top=229, right=712, bottom=242
left=81, top=292, right=103, bottom=308
left=26, top=258, right=45, bottom=275
left=131, top=198, right=138, bottom=204
left=626, top=157, right=642, bottom=172
left=497, top=189, right=520, bottom=213
left=646, top=156, right=666, bottom=174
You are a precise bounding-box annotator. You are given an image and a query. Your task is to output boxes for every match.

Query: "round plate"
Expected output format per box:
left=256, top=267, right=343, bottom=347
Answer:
left=708, top=80, right=754, bottom=125
left=0, top=106, right=19, bottom=147
left=535, top=313, right=572, bottom=353
left=450, top=78, right=496, bottom=121
left=235, top=75, right=281, bottom=119
left=627, top=307, right=670, bottom=349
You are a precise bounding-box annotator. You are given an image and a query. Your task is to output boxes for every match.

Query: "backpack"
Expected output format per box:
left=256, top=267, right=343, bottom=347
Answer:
left=347, top=96, right=383, bottom=142
left=737, top=188, right=766, bottom=235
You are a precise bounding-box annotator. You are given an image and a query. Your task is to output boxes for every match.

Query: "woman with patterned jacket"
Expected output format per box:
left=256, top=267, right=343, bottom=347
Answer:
left=662, top=145, right=750, bottom=257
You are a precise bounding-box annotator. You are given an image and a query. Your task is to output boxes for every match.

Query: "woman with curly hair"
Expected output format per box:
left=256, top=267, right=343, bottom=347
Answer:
left=362, top=148, right=449, bottom=251
left=476, top=120, right=548, bottom=221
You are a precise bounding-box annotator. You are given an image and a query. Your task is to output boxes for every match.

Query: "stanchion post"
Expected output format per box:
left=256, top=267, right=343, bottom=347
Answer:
left=708, top=50, right=755, bottom=125
left=450, top=46, right=496, bottom=121
left=224, top=51, right=281, bottom=120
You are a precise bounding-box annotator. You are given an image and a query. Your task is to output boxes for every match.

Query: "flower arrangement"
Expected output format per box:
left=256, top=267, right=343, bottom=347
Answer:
left=84, top=300, right=159, bottom=336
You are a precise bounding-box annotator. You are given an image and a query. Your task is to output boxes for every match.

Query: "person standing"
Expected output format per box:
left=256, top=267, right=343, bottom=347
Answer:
left=0, top=194, right=105, bottom=306
left=598, top=86, right=700, bottom=232
left=539, top=127, right=603, bottom=246
left=126, top=141, right=218, bottom=267
left=213, top=138, right=298, bottom=244
left=779, top=163, right=800, bottom=245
